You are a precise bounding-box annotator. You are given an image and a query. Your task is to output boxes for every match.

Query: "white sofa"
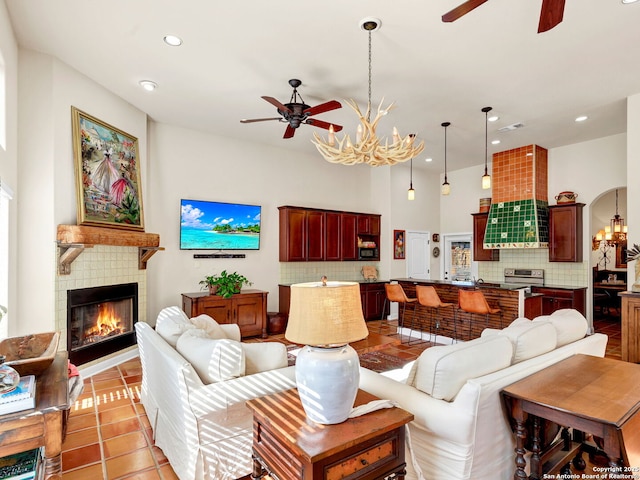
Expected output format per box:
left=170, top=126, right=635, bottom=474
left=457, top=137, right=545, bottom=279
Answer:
left=135, top=306, right=296, bottom=480
left=359, top=309, right=608, bottom=480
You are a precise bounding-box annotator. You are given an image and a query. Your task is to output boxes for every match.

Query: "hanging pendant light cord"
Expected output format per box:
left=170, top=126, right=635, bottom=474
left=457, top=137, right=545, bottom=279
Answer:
left=367, top=30, right=372, bottom=123
left=484, top=110, right=488, bottom=175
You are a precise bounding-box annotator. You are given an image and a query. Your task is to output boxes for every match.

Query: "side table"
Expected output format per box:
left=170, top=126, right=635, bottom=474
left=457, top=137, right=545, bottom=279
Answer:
left=502, top=354, right=640, bottom=479
left=247, top=388, right=414, bottom=480
left=0, top=351, right=69, bottom=479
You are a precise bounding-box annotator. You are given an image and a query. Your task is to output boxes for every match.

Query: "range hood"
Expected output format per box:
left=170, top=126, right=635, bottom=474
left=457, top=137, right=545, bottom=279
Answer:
left=483, top=145, right=549, bottom=249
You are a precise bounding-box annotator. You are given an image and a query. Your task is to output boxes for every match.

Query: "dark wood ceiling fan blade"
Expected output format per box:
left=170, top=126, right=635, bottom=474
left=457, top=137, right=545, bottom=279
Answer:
left=442, top=0, right=490, bottom=23
left=262, top=96, right=292, bottom=113
left=283, top=125, right=296, bottom=139
left=240, top=117, right=281, bottom=123
left=303, top=100, right=342, bottom=116
left=305, top=119, right=343, bottom=132
left=538, top=0, right=565, bottom=33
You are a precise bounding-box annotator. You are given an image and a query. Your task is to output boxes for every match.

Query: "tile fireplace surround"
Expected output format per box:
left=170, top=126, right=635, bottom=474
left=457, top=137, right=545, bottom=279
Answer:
left=55, top=245, right=148, bottom=363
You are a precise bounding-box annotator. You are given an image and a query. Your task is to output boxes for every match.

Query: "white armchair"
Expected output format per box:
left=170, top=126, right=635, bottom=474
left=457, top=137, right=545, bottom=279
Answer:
left=137, top=306, right=296, bottom=480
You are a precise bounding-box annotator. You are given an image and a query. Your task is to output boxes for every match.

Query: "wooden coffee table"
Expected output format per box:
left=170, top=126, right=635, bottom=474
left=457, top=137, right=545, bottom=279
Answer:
left=502, top=354, right=640, bottom=479
left=247, top=388, right=413, bottom=480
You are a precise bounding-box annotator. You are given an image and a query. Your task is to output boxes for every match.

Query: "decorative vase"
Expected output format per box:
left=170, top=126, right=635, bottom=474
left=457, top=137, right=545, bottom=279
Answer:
left=0, top=355, right=20, bottom=394
left=295, top=345, right=360, bottom=424
left=634, top=262, right=640, bottom=292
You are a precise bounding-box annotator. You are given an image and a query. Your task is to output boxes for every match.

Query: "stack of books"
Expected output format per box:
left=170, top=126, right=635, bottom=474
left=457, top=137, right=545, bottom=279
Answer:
left=0, top=375, right=36, bottom=416
left=0, top=448, right=41, bottom=480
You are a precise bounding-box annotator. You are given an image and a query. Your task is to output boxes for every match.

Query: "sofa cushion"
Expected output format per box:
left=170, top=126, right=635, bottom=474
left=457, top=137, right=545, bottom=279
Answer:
left=189, top=314, right=228, bottom=339
left=534, top=309, right=588, bottom=346
left=413, top=335, right=513, bottom=401
left=242, top=343, right=288, bottom=375
left=155, top=306, right=195, bottom=347
left=498, top=319, right=557, bottom=363
left=176, top=329, right=245, bottom=384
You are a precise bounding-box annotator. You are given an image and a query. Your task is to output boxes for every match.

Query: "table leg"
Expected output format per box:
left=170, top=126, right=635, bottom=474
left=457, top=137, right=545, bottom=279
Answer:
left=251, top=454, right=263, bottom=479
left=514, top=417, right=528, bottom=480
left=42, top=410, right=63, bottom=480
left=529, top=416, right=541, bottom=479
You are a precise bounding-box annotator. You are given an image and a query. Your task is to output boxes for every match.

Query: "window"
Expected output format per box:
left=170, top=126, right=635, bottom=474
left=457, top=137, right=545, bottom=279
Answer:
left=0, top=178, right=12, bottom=337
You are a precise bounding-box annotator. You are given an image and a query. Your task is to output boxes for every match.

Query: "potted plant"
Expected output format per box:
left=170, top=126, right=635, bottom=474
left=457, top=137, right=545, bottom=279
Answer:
left=199, top=274, right=220, bottom=295
left=199, top=270, right=252, bottom=298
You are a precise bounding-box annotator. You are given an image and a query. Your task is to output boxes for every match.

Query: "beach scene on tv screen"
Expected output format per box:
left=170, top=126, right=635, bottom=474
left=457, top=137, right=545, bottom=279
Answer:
left=181, top=200, right=261, bottom=250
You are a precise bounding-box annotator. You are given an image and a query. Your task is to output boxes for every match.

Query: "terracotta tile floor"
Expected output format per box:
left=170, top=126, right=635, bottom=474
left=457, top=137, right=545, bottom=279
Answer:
left=64, top=318, right=620, bottom=478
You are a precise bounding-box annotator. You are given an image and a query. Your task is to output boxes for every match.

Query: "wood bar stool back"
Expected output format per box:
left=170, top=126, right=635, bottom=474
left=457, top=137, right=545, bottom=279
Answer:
left=379, top=284, right=418, bottom=343
left=415, top=286, right=454, bottom=344
left=457, top=289, right=502, bottom=341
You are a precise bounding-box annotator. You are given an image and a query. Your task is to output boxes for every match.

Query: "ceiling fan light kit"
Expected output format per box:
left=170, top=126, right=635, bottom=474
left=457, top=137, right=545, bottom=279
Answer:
left=312, top=17, right=424, bottom=167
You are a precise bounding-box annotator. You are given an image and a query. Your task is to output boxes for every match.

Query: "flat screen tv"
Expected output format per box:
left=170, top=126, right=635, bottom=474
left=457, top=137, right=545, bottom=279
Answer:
left=180, top=199, right=261, bottom=250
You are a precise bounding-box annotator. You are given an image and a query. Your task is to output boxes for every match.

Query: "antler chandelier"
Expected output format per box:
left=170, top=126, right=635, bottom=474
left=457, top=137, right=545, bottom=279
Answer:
left=312, top=18, right=424, bottom=167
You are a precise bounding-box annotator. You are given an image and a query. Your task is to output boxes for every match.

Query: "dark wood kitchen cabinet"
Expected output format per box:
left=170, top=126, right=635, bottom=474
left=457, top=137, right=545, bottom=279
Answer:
left=357, top=214, right=380, bottom=235
left=325, top=211, right=341, bottom=261
left=306, top=209, right=325, bottom=261
left=341, top=213, right=358, bottom=260
left=182, top=290, right=268, bottom=338
left=472, top=213, right=499, bottom=261
left=360, top=282, right=388, bottom=320
left=531, top=286, right=586, bottom=316
left=279, top=207, right=308, bottom=261
left=548, top=203, right=584, bottom=262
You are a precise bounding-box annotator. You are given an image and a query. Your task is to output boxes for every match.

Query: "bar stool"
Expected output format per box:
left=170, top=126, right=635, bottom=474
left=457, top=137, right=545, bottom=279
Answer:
left=379, top=284, right=418, bottom=342
left=457, top=289, right=502, bottom=341
left=415, top=286, right=454, bottom=344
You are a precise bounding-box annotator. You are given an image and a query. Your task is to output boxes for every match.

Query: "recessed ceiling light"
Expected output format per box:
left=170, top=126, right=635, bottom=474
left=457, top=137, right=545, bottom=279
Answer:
left=491, top=140, right=501, bottom=145
left=575, top=115, right=588, bottom=122
left=488, top=115, right=499, bottom=122
left=139, top=80, right=158, bottom=92
left=163, top=34, right=183, bottom=46
left=425, top=157, right=433, bottom=162
left=622, top=0, right=639, bottom=4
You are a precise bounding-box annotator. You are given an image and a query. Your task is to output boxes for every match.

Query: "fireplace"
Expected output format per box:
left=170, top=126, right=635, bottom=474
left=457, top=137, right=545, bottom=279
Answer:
left=67, top=283, right=138, bottom=365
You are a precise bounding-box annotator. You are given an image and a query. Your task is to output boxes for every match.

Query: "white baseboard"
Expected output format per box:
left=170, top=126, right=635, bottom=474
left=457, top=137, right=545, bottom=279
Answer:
left=77, top=346, right=140, bottom=378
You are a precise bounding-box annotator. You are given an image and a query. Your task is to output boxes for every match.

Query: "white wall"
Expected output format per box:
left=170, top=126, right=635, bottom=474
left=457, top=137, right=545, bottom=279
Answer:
left=628, top=94, right=640, bottom=288
left=146, top=122, right=373, bottom=314
left=16, top=50, right=148, bottom=335
left=0, top=0, right=17, bottom=335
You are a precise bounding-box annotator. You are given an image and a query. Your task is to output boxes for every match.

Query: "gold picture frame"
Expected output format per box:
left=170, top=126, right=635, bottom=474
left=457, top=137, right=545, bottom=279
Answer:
left=71, top=107, right=144, bottom=231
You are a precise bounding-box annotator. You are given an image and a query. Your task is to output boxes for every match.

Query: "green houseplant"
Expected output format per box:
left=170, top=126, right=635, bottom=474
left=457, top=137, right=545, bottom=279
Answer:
left=199, top=270, right=252, bottom=298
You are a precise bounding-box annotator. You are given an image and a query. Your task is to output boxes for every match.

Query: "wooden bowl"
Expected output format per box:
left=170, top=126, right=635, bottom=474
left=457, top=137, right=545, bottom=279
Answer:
left=0, top=332, right=60, bottom=376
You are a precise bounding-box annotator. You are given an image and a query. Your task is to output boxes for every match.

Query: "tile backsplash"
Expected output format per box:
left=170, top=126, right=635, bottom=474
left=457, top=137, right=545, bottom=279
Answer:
left=279, top=262, right=381, bottom=284
left=478, top=248, right=588, bottom=287
left=55, top=245, right=148, bottom=350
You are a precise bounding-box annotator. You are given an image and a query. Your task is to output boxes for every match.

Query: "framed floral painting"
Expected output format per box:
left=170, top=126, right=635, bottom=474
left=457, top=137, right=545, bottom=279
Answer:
left=71, top=107, right=144, bottom=231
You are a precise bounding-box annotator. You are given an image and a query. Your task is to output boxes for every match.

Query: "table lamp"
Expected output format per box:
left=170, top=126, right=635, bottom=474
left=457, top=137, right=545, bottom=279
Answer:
left=285, top=279, right=369, bottom=424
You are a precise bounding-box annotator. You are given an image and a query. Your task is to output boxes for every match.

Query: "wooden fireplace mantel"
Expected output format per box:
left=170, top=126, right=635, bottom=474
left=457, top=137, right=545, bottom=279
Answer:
left=56, top=224, right=164, bottom=275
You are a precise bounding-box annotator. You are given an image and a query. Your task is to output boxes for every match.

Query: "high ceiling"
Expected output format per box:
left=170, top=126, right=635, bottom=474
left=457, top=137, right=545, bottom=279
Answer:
left=5, top=0, right=640, bottom=171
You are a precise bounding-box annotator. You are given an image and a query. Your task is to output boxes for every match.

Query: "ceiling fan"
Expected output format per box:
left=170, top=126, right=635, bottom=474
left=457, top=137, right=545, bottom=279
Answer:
left=442, top=0, right=566, bottom=33
left=240, top=79, right=343, bottom=139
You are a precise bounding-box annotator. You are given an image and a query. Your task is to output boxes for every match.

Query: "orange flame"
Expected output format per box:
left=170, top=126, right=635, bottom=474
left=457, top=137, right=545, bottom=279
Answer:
left=86, top=303, right=123, bottom=338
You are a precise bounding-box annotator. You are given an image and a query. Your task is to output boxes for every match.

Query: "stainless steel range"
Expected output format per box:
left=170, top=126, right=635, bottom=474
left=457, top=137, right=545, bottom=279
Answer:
left=504, top=268, right=544, bottom=288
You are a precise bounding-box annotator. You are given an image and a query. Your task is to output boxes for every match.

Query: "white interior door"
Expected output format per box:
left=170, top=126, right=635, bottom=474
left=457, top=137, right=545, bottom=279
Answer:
left=406, top=231, right=430, bottom=279
left=442, top=233, right=476, bottom=281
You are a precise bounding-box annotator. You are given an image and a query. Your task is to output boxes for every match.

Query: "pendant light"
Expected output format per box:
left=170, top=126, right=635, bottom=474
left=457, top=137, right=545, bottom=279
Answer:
left=408, top=156, right=415, bottom=200
left=481, top=106, right=492, bottom=189
left=441, top=122, right=451, bottom=196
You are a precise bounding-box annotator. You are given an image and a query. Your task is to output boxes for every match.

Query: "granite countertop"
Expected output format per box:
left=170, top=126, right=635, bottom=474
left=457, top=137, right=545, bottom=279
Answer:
left=391, top=278, right=529, bottom=291
left=279, top=280, right=390, bottom=287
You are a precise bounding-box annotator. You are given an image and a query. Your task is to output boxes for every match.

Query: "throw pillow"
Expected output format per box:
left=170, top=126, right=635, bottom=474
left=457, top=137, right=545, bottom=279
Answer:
left=190, top=314, right=228, bottom=339
left=535, top=309, right=588, bottom=346
left=155, top=306, right=195, bottom=348
left=176, top=329, right=245, bottom=384
left=414, top=335, right=513, bottom=401
left=498, top=320, right=557, bottom=363
left=242, top=343, right=288, bottom=375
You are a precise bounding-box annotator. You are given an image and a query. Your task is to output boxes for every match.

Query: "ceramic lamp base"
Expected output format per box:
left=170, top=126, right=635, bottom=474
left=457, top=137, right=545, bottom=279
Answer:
left=295, top=344, right=360, bottom=424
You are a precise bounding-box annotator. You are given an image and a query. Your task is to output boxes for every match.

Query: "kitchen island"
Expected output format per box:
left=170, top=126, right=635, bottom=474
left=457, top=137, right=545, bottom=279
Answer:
left=391, top=278, right=528, bottom=342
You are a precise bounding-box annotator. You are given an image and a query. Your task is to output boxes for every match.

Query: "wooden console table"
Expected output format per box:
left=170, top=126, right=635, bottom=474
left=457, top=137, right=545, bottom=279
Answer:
left=182, top=289, right=268, bottom=338
left=247, top=389, right=413, bottom=480
left=502, top=354, right=640, bottom=479
left=0, top=352, right=69, bottom=479
left=621, top=291, right=640, bottom=363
